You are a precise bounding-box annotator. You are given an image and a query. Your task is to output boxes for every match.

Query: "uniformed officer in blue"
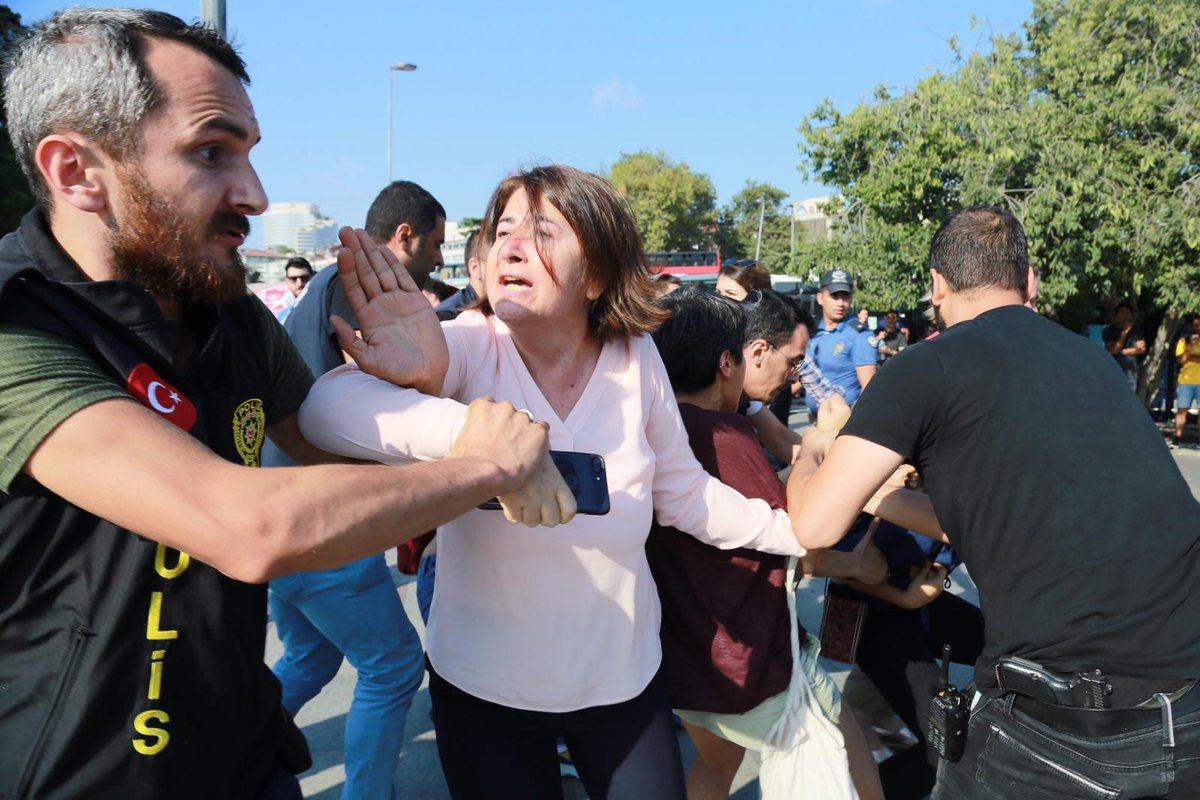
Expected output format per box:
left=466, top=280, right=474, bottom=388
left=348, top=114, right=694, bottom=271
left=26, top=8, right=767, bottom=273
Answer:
left=806, top=269, right=878, bottom=416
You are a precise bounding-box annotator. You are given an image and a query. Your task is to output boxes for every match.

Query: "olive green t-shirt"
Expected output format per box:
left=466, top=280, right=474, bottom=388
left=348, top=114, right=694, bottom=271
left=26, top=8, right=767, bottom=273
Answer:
left=0, top=298, right=314, bottom=491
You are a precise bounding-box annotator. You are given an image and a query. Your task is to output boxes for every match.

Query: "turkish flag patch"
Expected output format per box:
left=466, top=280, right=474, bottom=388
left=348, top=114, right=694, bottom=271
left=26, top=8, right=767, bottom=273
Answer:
left=126, top=363, right=198, bottom=432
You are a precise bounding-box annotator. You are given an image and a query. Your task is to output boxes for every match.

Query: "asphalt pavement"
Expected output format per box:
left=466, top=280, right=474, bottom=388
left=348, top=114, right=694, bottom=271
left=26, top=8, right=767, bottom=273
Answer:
left=266, top=430, right=1200, bottom=799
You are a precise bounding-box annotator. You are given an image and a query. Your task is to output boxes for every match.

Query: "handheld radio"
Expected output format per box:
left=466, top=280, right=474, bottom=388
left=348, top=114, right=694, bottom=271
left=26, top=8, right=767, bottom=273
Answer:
left=928, top=644, right=970, bottom=762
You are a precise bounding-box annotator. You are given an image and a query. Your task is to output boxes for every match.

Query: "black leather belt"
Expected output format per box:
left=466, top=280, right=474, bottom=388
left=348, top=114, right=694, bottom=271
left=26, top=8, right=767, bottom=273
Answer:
left=1012, top=681, right=1199, bottom=739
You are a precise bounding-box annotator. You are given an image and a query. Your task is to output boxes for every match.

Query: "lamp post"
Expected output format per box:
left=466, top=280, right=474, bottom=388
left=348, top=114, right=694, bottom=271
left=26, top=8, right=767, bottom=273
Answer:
left=754, top=196, right=766, bottom=262
left=387, top=62, right=417, bottom=183
left=200, top=0, right=225, bottom=38
left=790, top=202, right=797, bottom=263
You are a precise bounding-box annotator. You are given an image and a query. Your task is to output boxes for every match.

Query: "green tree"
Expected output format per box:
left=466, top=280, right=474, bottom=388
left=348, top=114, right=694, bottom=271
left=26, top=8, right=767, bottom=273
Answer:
left=715, top=181, right=792, bottom=273
left=0, top=5, right=35, bottom=236
left=459, top=216, right=484, bottom=237
left=798, top=0, right=1199, bottom=401
left=605, top=150, right=717, bottom=252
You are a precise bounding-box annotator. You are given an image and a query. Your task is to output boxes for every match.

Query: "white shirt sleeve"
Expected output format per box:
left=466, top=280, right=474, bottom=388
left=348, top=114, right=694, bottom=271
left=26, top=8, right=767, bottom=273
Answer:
left=640, top=338, right=806, bottom=557
left=298, top=364, right=468, bottom=464
left=296, top=312, right=501, bottom=463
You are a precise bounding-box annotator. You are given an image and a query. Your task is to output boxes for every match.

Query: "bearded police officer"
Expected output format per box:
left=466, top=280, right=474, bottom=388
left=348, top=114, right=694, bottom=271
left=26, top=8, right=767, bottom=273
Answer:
left=0, top=9, right=570, bottom=798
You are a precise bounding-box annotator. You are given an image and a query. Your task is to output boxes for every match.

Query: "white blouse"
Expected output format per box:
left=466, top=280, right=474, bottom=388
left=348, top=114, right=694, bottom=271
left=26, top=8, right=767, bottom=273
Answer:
left=299, top=311, right=804, bottom=712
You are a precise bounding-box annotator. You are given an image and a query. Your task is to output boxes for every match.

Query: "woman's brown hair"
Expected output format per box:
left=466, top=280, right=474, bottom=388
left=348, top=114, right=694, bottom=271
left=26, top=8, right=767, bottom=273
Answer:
left=477, top=165, right=668, bottom=342
left=720, top=260, right=772, bottom=294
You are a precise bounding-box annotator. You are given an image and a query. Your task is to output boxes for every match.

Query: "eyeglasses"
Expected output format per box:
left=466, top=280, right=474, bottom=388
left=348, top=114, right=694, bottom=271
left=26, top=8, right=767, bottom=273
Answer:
left=773, top=345, right=804, bottom=378
left=285, top=274, right=312, bottom=284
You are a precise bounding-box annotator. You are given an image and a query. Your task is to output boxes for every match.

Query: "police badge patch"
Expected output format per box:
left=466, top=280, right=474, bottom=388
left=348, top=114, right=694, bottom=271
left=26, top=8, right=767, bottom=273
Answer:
left=232, top=398, right=266, bottom=467
left=833, top=341, right=846, bottom=356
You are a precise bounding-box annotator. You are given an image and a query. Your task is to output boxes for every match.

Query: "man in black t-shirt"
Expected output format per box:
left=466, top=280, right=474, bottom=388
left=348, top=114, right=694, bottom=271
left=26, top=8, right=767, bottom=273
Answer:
left=785, top=205, right=1200, bottom=800
left=1101, top=301, right=1146, bottom=392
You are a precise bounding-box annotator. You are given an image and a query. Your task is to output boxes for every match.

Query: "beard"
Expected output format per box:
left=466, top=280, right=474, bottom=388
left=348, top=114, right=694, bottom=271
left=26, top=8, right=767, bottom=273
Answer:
left=108, top=166, right=249, bottom=305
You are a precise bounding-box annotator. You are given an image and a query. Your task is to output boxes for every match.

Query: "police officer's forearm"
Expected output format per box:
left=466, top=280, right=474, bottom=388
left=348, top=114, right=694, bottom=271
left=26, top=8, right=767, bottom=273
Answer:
left=24, top=396, right=544, bottom=585
left=255, top=457, right=513, bottom=580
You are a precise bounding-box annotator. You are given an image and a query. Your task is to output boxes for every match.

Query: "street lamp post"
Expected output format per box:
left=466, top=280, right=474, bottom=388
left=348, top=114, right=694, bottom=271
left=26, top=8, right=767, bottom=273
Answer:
left=790, top=202, right=797, bottom=263
left=200, top=0, right=225, bottom=39
left=754, top=196, right=766, bottom=262
left=387, top=62, right=417, bottom=183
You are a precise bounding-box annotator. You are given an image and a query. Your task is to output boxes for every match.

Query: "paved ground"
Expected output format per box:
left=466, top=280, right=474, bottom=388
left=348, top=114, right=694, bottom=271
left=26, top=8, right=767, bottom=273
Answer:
left=267, top=423, right=1200, bottom=799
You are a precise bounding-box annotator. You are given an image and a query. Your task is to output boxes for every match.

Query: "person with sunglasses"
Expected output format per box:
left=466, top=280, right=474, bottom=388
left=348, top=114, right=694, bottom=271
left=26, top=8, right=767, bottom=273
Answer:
left=272, top=257, right=315, bottom=324
left=283, top=257, right=314, bottom=298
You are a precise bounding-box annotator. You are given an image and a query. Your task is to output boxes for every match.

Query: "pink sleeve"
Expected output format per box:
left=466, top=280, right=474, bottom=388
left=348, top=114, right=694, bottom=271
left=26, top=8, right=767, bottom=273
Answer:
left=438, top=311, right=491, bottom=400
left=641, top=338, right=806, bottom=557
left=298, top=364, right=468, bottom=463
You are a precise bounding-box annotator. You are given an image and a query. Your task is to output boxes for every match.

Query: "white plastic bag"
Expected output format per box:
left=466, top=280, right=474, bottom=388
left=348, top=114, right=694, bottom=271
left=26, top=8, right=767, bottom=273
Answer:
left=758, top=557, right=858, bottom=800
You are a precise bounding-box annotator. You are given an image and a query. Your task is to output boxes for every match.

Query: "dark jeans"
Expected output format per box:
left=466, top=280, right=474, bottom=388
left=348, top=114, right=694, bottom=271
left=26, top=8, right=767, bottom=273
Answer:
left=856, top=591, right=985, bottom=800
left=428, top=663, right=686, bottom=800
left=933, top=686, right=1200, bottom=799
left=257, top=765, right=303, bottom=800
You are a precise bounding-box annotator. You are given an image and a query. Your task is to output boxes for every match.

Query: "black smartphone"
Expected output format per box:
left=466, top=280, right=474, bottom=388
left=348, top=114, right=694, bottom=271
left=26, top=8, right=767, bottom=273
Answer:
left=479, top=450, right=611, bottom=516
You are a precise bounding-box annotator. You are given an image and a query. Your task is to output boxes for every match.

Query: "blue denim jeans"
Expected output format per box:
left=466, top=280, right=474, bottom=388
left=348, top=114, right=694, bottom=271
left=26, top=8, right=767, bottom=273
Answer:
left=933, top=687, right=1200, bottom=799
left=269, top=555, right=424, bottom=800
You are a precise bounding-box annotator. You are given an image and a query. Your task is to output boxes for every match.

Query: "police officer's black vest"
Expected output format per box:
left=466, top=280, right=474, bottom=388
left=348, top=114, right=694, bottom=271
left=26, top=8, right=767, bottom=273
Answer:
left=0, top=211, right=289, bottom=798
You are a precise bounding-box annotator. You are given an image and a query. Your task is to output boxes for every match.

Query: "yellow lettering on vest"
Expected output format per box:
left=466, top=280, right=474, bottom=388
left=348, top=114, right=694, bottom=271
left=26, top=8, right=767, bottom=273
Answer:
left=154, top=544, right=190, bottom=579
left=148, top=649, right=166, bottom=700
left=145, top=592, right=178, bottom=640
left=131, top=709, right=171, bottom=756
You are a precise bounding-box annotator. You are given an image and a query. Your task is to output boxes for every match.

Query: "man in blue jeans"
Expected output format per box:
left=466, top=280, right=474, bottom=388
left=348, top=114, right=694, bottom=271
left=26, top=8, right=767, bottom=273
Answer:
left=262, top=181, right=447, bottom=799
left=788, top=206, right=1200, bottom=798
left=269, top=559, right=424, bottom=799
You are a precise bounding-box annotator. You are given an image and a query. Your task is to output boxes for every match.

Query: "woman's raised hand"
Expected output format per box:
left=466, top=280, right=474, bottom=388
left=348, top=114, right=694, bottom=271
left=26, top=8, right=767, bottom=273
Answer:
left=332, top=227, right=449, bottom=392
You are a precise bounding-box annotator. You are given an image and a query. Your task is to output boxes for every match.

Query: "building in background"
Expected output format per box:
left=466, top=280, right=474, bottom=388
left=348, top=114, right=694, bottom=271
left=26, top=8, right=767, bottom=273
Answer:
left=262, top=202, right=339, bottom=254
left=438, top=219, right=472, bottom=279
left=790, top=196, right=839, bottom=243
left=440, top=219, right=466, bottom=277
left=242, top=249, right=290, bottom=283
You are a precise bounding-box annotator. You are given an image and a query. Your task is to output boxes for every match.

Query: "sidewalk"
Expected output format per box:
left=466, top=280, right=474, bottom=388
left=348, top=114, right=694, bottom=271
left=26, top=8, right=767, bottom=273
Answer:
left=267, top=415, right=1200, bottom=799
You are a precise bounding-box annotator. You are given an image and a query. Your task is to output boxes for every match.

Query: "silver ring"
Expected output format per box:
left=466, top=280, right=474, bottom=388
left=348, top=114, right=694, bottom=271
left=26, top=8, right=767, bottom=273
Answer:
left=518, top=408, right=535, bottom=422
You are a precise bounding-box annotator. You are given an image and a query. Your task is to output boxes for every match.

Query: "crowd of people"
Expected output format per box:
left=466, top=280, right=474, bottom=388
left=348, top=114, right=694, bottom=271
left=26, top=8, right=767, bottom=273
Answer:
left=1, top=8, right=1198, bottom=800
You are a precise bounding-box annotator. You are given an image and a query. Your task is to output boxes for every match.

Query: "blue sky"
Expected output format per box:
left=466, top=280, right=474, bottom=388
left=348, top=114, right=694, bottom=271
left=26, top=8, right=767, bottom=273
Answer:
left=14, top=1, right=1032, bottom=248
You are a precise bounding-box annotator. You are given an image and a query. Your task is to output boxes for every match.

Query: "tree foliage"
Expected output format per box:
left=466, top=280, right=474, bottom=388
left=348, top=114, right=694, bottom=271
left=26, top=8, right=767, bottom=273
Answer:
left=715, top=181, right=792, bottom=272
left=605, top=150, right=717, bottom=252
left=798, top=0, right=1200, bottom=332
left=0, top=5, right=35, bottom=236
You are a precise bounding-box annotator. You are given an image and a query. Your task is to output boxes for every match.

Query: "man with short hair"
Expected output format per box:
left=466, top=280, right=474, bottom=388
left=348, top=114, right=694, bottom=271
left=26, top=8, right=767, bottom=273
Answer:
left=741, top=289, right=808, bottom=407
left=284, top=256, right=314, bottom=298
left=1102, top=301, right=1146, bottom=392
left=260, top=181, right=450, bottom=800
left=274, top=256, right=314, bottom=323
left=0, top=10, right=567, bottom=798
left=788, top=205, right=1200, bottom=799
left=737, top=290, right=808, bottom=464
left=807, top=269, right=877, bottom=417
left=435, top=228, right=485, bottom=319
left=738, top=290, right=842, bottom=464
left=282, top=180, right=446, bottom=381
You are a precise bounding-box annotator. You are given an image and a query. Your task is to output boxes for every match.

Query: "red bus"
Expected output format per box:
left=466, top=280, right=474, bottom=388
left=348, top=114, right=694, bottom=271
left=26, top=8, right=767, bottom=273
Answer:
left=646, top=249, right=721, bottom=276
